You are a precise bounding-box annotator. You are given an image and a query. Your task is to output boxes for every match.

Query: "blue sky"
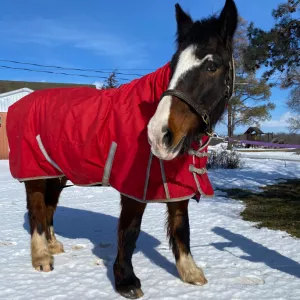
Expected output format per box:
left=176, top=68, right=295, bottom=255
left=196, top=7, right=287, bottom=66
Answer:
left=0, top=0, right=291, bottom=134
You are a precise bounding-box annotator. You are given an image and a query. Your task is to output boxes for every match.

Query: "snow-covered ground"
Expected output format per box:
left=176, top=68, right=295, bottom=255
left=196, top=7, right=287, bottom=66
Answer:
left=1, top=158, right=300, bottom=300
left=209, top=143, right=300, bottom=162
left=238, top=152, right=300, bottom=162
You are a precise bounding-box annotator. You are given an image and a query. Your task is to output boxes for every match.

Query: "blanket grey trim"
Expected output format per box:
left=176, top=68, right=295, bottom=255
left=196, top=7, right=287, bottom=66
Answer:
left=36, top=134, right=63, bottom=173
left=102, top=141, right=117, bottom=186
left=18, top=175, right=65, bottom=182
left=122, top=193, right=196, bottom=203
left=75, top=181, right=103, bottom=187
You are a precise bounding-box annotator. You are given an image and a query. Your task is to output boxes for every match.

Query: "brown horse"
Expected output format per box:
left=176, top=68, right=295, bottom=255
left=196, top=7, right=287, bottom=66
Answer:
left=14, top=0, right=237, bottom=298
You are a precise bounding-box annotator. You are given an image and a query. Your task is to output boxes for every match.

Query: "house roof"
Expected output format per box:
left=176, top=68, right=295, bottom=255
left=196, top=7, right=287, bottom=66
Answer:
left=244, top=126, right=264, bottom=134
left=0, top=80, right=95, bottom=94
left=0, top=87, right=35, bottom=112
left=0, top=88, right=33, bottom=98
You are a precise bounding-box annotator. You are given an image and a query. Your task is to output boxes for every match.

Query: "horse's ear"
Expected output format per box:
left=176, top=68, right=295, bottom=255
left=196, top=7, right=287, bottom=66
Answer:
left=218, top=0, right=238, bottom=46
left=175, top=3, right=193, bottom=39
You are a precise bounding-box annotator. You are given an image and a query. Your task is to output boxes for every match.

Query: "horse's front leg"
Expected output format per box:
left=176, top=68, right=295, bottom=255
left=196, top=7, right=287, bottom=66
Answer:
left=167, top=200, right=207, bottom=285
left=114, top=195, right=147, bottom=299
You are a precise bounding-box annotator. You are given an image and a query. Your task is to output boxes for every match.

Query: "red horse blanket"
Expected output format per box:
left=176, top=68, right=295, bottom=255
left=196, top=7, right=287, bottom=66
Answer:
left=6, top=63, right=214, bottom=202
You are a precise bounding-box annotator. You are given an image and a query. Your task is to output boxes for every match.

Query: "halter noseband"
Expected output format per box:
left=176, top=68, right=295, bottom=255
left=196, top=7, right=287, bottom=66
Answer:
left=160, top=56, right=235, bottom=136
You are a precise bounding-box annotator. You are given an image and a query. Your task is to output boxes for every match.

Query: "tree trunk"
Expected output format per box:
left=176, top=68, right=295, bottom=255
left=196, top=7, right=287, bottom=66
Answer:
left=227, top=103, right=233, bottom=150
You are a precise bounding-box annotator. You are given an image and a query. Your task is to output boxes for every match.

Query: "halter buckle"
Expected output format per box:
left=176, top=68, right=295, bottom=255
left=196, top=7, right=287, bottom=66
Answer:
left=205, top=129, right=215, bottom=137
left=206, top=131, right=218, bottom=138
left=202, top=113, right=210, bottom=125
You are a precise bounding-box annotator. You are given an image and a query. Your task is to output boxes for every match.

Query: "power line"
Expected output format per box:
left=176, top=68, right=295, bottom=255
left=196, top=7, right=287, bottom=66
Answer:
left=0, top=61, right=271, bottom=86
left=0, top=65, right=132, bottom=81
left=0, top=59, right=148, bottom=77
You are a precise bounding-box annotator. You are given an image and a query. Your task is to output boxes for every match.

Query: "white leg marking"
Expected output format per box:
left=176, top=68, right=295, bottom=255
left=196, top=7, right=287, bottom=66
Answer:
left=31, top=230, right=53, bottom=272
left=48, top=226, right=64, bottom=255
left=176, top=253, right=207, bottom=285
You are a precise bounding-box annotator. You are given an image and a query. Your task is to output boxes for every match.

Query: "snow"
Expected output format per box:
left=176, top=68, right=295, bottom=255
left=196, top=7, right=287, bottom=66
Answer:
left=1, top=157, right=300, bottom=300
left=209, top=143, right=300, bottom=162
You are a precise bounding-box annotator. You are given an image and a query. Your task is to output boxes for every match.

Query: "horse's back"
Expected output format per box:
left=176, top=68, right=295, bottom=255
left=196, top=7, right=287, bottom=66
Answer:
left=7, top=87, right=114, bottom=182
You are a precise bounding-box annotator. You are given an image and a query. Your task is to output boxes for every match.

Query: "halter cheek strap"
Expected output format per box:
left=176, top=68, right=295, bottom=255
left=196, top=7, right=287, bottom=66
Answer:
left=160, top=56, right=235, bottom=137
left=160, top=89, right=210, bottom=127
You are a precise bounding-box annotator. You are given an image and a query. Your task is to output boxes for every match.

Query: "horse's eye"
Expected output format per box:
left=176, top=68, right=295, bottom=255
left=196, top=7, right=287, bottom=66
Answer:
left=207, top=63, right=217, bottom=72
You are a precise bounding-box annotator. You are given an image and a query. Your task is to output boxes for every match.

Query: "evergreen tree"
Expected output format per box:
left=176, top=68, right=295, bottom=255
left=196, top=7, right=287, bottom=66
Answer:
left=244, top=0, right=299, bottom=132
left=225, top=18, right=274, bottom=147
left=244, top=0, right=299, bottom=88
left=102, top=71, right=119, bottom=89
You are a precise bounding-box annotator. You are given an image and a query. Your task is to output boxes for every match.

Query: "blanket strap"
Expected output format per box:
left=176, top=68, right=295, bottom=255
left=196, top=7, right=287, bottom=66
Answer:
left=159, top=159, right=170, bottom=200
left=189, top=165, right=207, bottom=175
left=143, top=152, right=153, bottom=201
left=188, top=137, right=211, bottom=197
left=188, top=150, right=209, bottom=157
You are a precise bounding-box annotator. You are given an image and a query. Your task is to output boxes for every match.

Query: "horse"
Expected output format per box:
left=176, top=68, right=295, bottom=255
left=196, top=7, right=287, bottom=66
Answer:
left=6, top=0, right=238, bottom=298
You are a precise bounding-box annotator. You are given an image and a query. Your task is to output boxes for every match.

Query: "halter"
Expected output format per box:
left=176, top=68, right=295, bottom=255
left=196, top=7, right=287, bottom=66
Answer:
left=160, top=56, right=235, bottom=137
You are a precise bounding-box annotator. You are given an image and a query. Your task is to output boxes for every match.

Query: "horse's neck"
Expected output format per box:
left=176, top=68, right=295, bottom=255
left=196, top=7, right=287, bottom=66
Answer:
left=124, top=62, right=171, bottom=101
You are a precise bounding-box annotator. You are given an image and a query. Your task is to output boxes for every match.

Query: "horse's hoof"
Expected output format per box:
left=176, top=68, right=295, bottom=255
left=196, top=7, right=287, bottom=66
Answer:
left=181, top=267, right=207, bottom=286
left=176, top=254, right=208, bottom=286
left=192, top=276, right=208, bottom=286
left=117, top=287, right=144, bottom=299
left=184, top=270, right=207, bottom=286
left=34, top=263, right=54, bottom=272
left=32, top=253, right=54, bottom=272
left=114, top=261, right=143, bottom=298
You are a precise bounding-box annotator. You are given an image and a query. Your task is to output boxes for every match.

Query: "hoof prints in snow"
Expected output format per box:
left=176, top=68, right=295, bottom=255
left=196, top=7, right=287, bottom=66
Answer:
left=0, top=159, right=300, bottom=300
left=215, top=275, right=265, bottom=285
left=71, top=244, right=86, bottom=250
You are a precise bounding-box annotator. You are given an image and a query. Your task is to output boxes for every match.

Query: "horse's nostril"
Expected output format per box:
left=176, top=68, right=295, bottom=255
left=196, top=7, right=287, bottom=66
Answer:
left=163, top=128, right=173, bottom=147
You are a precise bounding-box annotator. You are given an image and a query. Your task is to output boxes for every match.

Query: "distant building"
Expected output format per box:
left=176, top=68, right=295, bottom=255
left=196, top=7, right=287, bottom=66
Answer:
left=0, top=80, right=95, bottom=160
left=244, top=126, right=264, bottom=139
left=0, top=88, right=34, bottom=159
left=241, top=126, right=273, bottom=148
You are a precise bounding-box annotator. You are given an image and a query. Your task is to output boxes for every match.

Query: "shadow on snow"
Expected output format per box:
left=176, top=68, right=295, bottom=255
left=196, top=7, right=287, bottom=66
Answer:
left=211, top=227, right=300, bottom=279
left=23, top=206, right=179, bottom=290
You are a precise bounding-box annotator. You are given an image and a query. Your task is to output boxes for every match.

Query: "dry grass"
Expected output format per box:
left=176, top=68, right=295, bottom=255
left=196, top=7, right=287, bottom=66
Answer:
left=220, top=179, right=300, bottom=238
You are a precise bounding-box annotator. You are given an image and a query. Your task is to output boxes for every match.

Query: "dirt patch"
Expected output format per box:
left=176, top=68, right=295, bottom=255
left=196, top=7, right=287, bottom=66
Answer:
left=220, top=179, right=300, bottom=238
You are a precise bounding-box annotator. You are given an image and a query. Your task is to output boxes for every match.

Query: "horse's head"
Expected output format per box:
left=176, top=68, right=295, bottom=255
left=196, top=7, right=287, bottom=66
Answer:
left=147, top=0, right=238, bottom=160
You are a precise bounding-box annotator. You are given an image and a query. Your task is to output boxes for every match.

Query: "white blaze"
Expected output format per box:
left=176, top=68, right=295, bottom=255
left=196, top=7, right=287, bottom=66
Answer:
left=169, top=46, right=213, bottom=89
left=147, top=44, right=213, bottom=159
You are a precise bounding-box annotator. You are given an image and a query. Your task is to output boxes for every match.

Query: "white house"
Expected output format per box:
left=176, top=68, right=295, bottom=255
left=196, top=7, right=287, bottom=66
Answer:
left=0, top=88, right=34, bottom=159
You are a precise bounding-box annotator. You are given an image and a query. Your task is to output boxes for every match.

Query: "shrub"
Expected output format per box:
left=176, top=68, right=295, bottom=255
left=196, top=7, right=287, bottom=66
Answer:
left=207, top=148, right=243, bottom=169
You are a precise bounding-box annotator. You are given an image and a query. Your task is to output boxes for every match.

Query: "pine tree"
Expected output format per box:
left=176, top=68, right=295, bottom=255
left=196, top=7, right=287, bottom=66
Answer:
left=102, top=71, right=119, bottom=89
left=244, top=0, right=299, bottom=132
left=225, top=18, right=274, bottom=148
left=244, top=0, right=299, bottom=88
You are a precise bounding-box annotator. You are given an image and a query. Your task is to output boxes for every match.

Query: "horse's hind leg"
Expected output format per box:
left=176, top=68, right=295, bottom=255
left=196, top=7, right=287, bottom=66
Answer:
left=44, top=177, right=67, bottom=255
left=25, top=179, right=53, bottom=272
left=167, top=200, right=207, bottom=285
